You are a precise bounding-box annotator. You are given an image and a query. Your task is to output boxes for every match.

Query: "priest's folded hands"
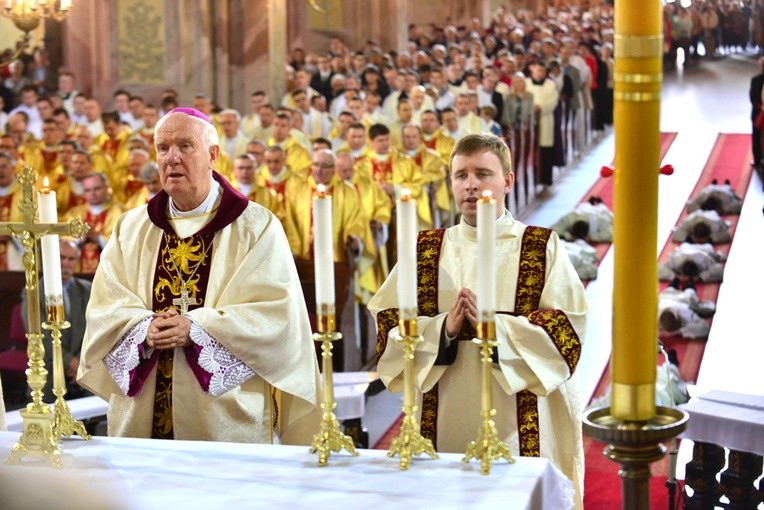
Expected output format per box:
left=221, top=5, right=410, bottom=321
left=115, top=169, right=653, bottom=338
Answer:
left=146, top=309, right=191, bottom=349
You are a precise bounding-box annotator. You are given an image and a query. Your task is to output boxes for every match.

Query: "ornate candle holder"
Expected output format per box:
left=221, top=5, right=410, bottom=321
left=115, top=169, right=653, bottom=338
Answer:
left=583, top=406, right=688, bottom=510
left=463, top=316, right=514, bottom=474
left=309, top=305, right=359, bottom=466
left=2, top=166, right=89, bottom=467
left=43, top=304, right=90, bottom=440
left=387, top=316, right=438, bottom=470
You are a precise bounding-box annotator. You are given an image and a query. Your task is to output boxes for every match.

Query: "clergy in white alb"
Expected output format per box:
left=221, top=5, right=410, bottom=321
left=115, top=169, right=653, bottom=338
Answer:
left=78, top=108, right=320, bottom=444
left=369, top=134, right=587, bottom=510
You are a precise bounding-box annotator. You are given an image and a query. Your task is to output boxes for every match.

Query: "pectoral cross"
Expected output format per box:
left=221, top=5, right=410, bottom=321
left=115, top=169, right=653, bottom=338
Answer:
left=173, top=284, right=199, bottom=315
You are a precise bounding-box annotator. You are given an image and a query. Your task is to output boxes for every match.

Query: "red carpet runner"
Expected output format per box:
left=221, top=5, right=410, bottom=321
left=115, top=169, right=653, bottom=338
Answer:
left=584, top=133, right=754, bottom=510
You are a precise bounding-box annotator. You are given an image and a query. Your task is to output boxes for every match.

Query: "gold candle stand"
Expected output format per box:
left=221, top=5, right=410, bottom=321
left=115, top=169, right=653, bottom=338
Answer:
left=583, top=406, right=688, bottom=510
left=309, top=307, right=359, bottom=466
left=386, top=317, right=438, bottom=470
left=2, top=166, right=89, bottom=467
left=43, top=311, right=91, bottom=441
left=463, top=317, right=513, bottom=474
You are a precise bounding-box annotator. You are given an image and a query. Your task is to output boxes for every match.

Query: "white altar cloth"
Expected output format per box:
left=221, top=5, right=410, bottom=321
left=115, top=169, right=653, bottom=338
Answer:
left=0, top=431, right=573, bottom=510
left=4, top=396, right=109, bottom=432
left=4, top=372, right=380, bottom=431
left=678, top=390, right=764, bottom=455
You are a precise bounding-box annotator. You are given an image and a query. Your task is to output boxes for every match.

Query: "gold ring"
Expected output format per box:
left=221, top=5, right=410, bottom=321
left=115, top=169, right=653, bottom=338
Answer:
left=614, top=72, right=662, bottom=84
left=614, top=35, right=663, bottom=58
left=614, top=91, right=662, bottom=102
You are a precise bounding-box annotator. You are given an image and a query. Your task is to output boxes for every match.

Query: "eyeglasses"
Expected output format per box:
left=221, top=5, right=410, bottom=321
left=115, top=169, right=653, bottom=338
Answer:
left=311, top=162, right=334, bottom=169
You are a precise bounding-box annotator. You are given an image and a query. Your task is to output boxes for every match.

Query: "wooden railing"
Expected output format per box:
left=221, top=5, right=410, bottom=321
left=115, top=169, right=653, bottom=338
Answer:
left=684, top=443, right=763, bottom=509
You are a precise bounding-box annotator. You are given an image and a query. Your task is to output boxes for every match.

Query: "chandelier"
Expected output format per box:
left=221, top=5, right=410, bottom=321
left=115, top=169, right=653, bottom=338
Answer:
left=2, top=1, right=74, bottom=64
left=3, top=0, right=73, bottom=30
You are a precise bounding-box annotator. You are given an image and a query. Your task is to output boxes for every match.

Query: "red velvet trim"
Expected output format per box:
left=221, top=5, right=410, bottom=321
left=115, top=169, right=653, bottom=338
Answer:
left=147, top=171, right=248, bottom=236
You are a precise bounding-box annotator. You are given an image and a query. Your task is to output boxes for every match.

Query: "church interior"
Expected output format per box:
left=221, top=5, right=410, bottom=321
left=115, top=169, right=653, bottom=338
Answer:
left=1, top=0, right=763, bottom=509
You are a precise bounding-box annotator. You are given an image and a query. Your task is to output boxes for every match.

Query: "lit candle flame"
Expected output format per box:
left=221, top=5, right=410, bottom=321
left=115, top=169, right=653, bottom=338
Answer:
left=41, top=176, right=51, bottom=194
left=315, top=183, right=327, bottom=198
left=479, top=189, right=494, bottom=203
left=400, top=188, right=412, bottom=202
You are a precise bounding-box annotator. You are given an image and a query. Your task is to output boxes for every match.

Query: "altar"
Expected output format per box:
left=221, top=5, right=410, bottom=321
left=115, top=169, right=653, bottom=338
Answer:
left=0, top=431, right=573, bottom=510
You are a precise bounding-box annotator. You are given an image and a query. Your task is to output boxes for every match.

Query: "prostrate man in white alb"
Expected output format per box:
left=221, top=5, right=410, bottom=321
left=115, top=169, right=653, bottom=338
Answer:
left=658, top=280, right=716, bottom=339
left=369, top=133, right=587, bottom=510
left=78, top=107, right=320, bottom=444
left=686, top=179, right=742, bottom=215
left=561, top=238, right=599, bottom=281
left=551, top=196, right=613, bottom=243
left=658, top=242, right=726, bottom=283
left=670, top=209, right=731, bottom=244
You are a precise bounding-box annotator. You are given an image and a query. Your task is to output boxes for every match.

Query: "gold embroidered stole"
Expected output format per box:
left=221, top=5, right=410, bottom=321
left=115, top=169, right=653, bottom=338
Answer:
left=512, top=226, right=551, bottom=457
left=150, top=232, right=215, bottom=439
left=514, top=227, right=582, bottom=456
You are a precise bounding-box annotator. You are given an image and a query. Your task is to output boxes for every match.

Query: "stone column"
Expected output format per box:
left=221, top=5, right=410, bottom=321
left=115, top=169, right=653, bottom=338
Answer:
left=268, top=0, right=288, bottom=106
left=166, top=0, right=215, bottom=105
left=60, top=0, right=115, bottom=103
left=370, top=0, right=408, bottom=53
left=211, top=1, right=231, bottom=108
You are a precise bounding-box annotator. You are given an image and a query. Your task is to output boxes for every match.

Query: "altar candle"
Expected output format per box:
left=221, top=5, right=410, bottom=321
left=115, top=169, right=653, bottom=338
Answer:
left=610, top=0, right=661, bottom=420
left=38, top=178, right=63, bottom=301
left=396, top=189, right=417, bottom=319
left=313, top=184, right=335, bottom=307
left=476, top=190, right=496, bottom=314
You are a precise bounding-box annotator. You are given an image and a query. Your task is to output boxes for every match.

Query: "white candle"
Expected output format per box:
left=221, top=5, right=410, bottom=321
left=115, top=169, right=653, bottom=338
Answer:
left=476, top=190, right=496, bottom=314
left=313, top=184, right=335, bottom=306
left=396, top=188, right=417, bottom=319
left=38, top=179, right=63, bottom=301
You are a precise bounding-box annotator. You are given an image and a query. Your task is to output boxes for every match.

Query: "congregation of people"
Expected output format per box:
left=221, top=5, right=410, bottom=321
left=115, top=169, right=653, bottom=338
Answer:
left=0, top=6, right=628, bottom=286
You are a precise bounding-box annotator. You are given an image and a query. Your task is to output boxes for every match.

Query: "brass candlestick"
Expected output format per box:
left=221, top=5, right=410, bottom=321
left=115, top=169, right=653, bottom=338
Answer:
left=387, top=316, right=438, bottom=470
left=583, top=406, right=688, bottom=510
left=309, top=306, right=359, bottom=466
left=43, top=312, right=90, bottom=440
left=2, top=166, right=89, bottom=467
left=463, top=317, right=514, bottom=474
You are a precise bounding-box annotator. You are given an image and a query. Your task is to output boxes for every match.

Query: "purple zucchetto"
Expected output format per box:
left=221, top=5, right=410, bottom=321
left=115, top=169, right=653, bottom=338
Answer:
left=166, top=107, right=212, bottom=124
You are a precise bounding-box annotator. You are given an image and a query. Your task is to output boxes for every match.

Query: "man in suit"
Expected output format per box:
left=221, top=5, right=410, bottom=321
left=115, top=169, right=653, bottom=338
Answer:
left=309, top=54, right=335, bottom=102
left=749, top=56, right=764, bottom=173
left=22, top=239, right=92, bottom=400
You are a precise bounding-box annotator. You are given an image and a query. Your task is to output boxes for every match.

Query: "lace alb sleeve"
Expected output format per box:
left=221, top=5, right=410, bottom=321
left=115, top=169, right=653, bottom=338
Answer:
left=189, top=318, right=256, bottom=397
left=104, top=317, right=152, bottom=395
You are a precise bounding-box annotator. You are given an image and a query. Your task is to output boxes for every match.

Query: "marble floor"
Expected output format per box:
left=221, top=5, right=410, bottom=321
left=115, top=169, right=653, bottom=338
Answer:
left=363, top=51, right=764, bottom=454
